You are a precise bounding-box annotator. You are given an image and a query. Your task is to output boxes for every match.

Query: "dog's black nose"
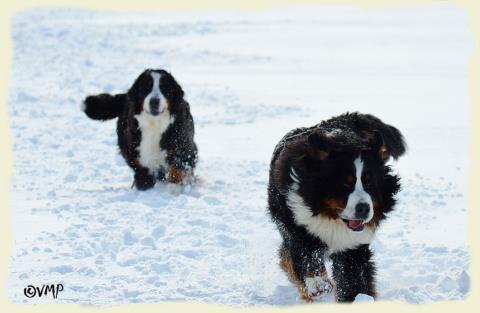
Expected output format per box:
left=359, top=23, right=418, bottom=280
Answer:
left=355, top=202, right=370, bottom=219
left=149, top=98, right=160, bottom=113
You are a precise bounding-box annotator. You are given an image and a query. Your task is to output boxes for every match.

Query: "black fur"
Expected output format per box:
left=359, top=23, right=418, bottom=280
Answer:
left=268, top=112, right=406, bottom=302
left=83, top=69, right=197, bottom=189
left=331, top=244, right=376, bottom=302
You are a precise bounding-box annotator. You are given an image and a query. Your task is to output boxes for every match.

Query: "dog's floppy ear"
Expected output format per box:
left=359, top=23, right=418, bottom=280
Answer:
left=306, top=131, right=331, bottom=160
left=357, top=114, right=407, bottom=161
left=372, top=130, right=390, bottom=162
left=160, top=71, right=184, bottom=104
left=370, top=124, right=406, bottom=161
left=127, top=70, right=149, bottom=105
left=364, top=125, right=406, bottom=162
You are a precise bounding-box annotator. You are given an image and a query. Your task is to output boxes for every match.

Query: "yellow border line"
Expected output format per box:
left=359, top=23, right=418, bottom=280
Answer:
left=0, top=0, right=478, bottom=312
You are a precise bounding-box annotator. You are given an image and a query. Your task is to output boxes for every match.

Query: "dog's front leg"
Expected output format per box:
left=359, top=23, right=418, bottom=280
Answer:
left=133, top=166, right=155, bottom=190
left=279, top=244, right=333, bottom=302
left=330, top=244, right=376, bottom=302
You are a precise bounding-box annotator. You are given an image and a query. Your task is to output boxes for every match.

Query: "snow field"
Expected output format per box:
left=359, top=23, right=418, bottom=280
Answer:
left=8, top=5, right=472, bottom=305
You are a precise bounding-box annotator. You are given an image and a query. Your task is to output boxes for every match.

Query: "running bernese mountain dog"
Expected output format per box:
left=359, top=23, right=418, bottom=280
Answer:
left=268, top=112, right=406, bottom=302
left=82, top=69, right=197, bottom=190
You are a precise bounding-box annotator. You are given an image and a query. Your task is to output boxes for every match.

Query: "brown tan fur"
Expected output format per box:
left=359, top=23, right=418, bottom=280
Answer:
left=279, top=249, right=312, bottom=302
left=167, top=165, right=187, bottom=184
left=319, top=198, right=346, bottom=219
left=279, top=249, right=334, bottom=302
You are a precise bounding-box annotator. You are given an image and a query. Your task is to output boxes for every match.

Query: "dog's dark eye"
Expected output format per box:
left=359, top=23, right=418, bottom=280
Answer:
left=363, top=174, right=372, bottom=188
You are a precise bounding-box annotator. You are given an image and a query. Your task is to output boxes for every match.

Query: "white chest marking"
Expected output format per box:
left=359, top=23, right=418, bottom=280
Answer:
left=286, top=181, right=374, bottom=253
left=135, top=110, right=174, bottom=175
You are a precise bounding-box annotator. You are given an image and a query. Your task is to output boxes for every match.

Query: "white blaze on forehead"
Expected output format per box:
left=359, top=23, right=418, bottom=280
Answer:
left=150, top=72, right=161, bottom=97
left=342, top=157, right=374, bottom=223
left=143, top=72, right=167, bottom=114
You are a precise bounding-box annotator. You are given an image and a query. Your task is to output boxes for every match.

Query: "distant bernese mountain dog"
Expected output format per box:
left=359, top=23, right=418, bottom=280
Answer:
left=82, top=69, right=198, bottom=190
left=268, top=112, right=406, bottom=302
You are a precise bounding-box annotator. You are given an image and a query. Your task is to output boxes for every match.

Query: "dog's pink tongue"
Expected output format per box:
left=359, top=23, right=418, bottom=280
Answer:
left=348, top=220, right=363, bottom=229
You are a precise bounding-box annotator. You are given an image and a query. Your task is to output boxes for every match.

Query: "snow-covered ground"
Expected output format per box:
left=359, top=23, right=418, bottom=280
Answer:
left=7, top=5, right=472, bottom=305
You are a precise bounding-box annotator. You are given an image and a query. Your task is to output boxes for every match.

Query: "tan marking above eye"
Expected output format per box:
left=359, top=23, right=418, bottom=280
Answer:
left=346, top=175, right=354, bottom=184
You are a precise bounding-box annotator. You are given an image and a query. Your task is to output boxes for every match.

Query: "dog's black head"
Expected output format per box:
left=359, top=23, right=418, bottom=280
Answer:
left=127, top=69, right=184, bottom=116
left=275, top=116, right=405, bottom=237
left=302, top=129, right=397, bottom=230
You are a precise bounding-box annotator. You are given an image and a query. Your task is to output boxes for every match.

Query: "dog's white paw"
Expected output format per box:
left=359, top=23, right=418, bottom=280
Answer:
left=354, top=293, right=375, bottom=302
left=304, top=275, right=334, bottom=300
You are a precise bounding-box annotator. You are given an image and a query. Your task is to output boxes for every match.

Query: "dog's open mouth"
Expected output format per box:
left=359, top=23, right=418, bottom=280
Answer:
left=150, top=109, right=165, bottom=116
left=341, top=218, right=365, bottom=232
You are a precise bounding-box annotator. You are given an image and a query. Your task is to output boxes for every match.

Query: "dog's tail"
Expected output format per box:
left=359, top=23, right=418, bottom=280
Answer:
left=82, top=93, right=127, bottom=120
